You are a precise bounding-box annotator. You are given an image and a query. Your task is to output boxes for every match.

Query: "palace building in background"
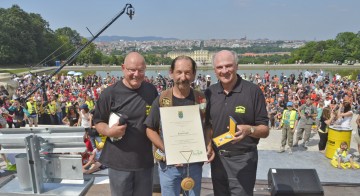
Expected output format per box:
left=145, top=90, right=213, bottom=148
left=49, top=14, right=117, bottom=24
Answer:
left=166, top=50, right=215, bottom=65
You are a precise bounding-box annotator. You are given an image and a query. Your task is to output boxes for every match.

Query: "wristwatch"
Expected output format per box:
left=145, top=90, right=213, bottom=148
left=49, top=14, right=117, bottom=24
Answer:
left=250, top=126, right=255, bottom=135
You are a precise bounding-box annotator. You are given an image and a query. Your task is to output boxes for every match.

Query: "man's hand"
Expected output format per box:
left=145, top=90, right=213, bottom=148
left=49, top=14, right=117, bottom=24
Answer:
left=206, top=145, right=215, bottom=163
left=154, top=149, right=166, bottom=162
left=232, top=125, right=251, bottom=144
left=109, top=123, right=127, bottom=138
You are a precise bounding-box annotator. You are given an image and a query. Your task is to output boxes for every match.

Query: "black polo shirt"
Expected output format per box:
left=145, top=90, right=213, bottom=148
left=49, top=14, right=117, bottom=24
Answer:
left=93, top=80, right=158, bottom=171
left=205, top=75, right=269, bottom=151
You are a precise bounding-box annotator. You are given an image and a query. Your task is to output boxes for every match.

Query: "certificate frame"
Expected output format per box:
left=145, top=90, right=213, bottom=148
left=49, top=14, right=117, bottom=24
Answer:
left=160, top=105, right=207, bottom=165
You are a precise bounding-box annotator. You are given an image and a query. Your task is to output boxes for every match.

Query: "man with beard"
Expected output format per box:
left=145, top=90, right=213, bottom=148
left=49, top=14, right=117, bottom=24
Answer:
left=205, top=50, right=269, bottom=196
left=145, top=56, right=214, bottom=196
left=93, top=52, right=158, bottom=196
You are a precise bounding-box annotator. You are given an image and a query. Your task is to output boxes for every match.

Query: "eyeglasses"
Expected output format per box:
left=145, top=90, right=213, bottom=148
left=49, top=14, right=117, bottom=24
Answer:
left=125, top=67, right=145, bottom=74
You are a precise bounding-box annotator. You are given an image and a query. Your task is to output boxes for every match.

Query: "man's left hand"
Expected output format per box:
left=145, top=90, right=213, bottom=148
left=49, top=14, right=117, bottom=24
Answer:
left=232, top=125, right=251, bottom=144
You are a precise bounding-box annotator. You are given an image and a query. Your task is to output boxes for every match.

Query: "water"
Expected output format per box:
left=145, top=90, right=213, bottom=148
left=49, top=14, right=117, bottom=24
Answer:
left=96, top=68, right=331, bottom=84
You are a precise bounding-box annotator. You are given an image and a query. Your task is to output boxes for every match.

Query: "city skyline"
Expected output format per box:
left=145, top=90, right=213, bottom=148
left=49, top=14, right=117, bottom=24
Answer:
left=2, top=0, right=360, bottom=41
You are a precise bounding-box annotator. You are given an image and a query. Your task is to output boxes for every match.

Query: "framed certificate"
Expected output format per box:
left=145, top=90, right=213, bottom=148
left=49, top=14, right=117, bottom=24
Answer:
left=160, top=105, right=207, bottom=165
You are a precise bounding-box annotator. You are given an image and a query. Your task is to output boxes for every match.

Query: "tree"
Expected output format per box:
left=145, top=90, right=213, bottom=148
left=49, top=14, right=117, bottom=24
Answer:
left=54, top=27, right=82, bottom=63
left=76, top=38, right=97, bottom=65
left=0, top=5, right=60, bottom=65
left=0, top=5, right=37, bottom=64
left=144, top=54, right=159, bottom=65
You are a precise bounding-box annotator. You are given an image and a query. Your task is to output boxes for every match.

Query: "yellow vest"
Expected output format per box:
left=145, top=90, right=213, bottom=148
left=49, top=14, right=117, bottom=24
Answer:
left=280, top=109, right=297, bottom=128
left=47, top=102, right=56, bottom=115
left=65, top=102, right=72, bottom=113
left=26, top=102, right=38, bottom=114
left=85, top=100, right=95, bottom=111
left=333, top=148, right=348, bottom=160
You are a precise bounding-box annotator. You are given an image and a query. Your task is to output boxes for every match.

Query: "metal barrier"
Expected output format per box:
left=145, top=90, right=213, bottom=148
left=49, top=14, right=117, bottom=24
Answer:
left=0, top=127, right=93, bottom=195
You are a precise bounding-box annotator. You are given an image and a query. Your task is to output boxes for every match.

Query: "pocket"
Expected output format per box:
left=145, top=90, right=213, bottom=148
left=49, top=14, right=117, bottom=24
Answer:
left=158, top=161, right=168, bottom=172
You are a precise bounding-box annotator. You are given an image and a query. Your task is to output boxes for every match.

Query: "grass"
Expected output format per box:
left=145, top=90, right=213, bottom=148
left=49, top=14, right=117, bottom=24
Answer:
left=0, top=68, right=31, bottom=74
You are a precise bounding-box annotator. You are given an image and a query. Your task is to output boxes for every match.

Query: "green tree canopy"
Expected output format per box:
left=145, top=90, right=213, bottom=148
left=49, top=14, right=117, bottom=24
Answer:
left=289, top=32, right=360, bottom=64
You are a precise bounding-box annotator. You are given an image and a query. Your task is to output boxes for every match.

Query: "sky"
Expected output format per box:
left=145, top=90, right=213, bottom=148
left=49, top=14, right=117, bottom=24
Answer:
left=2, top=0, right=360, bottom=41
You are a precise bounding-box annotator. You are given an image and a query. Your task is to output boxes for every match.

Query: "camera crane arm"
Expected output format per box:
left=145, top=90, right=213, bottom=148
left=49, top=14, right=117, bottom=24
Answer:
left=23, top=3, right=135, bottom=103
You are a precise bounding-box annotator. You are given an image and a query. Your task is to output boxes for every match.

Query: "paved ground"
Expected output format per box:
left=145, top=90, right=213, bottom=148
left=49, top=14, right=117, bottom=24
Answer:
left=1, top=116, right=360, bottom=195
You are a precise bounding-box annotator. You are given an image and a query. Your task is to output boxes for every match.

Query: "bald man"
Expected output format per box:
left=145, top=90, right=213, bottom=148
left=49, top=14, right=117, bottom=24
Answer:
left=94, top=52, right=158, bottom=196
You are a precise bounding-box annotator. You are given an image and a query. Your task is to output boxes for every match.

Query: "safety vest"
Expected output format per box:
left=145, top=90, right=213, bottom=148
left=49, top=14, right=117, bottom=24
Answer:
left=26, top=102, right=38, bottom=114
left=47, top=102, right=56, bottom=115
left=280, top=109, right=297, bottom=128
left=85, top=100, right=95, bottom=111
left=333, top=148, right=348, bottom=160
left=65, top=102, right=72, bottom=113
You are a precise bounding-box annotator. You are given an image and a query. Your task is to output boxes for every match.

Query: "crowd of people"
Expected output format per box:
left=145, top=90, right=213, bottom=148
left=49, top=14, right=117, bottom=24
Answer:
left=1, top=50, right=360, bottom=195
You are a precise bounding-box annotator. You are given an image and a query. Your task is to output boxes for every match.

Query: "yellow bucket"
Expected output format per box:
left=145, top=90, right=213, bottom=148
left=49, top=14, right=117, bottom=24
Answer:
left=325, top=126, right=352, bottom=159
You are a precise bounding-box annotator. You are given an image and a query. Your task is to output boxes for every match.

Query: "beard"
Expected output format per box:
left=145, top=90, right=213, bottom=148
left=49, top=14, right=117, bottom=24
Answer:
left=175, top=80, right=190, bottom=87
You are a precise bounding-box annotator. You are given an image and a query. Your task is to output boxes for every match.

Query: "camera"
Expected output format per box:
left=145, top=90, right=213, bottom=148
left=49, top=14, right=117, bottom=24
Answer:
left=117, top=113, right=128, bottom=125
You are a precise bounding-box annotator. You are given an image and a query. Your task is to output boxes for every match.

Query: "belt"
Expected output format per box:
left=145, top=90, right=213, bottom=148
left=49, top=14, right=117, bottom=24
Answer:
left=218, top=148, right=255, bottom=157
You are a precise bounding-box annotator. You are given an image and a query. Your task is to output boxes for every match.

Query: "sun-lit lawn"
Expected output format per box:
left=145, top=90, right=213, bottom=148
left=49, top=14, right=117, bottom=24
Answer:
left=0, top=68, right=31, bottom=74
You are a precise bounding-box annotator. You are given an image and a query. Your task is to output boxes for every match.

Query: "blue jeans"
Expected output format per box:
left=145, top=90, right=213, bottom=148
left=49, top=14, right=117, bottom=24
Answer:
left=57, top=112, right=63, bottom=125
left=158, top=161, right=203, bottom=196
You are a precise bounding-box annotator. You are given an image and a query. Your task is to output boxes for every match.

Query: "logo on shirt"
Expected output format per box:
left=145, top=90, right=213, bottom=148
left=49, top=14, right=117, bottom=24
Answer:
left=162, top=98, right=171, bottom=107
left=146, top=105, right=152, bottom=116
left=235, top=106, right=246, bottom=114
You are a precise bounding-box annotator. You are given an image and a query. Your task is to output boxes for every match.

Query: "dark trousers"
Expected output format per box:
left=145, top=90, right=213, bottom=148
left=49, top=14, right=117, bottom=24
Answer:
left=42, top=113, right=50, bottom=125
left=318, top=131, right=328, bottom=151
left=49, top=114, right=58, bottom=125
left=211, top=149, right=258, bottom=196
left=38, top=114, right=44, bottom=124
left=108, top=167, right=153, bottom=196
left=14, top=121, right=23, bottom=128
left=7, top=121, right=13, bottom=128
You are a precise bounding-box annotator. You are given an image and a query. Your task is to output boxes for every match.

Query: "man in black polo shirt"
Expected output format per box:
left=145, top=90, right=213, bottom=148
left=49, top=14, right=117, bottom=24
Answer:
left=93, top=52, right=158, bottom=196
left=205, top=50, right=269, bottom=196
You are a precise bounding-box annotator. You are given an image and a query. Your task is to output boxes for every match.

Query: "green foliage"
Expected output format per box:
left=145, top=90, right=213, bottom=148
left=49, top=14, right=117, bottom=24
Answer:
left=0, top=68, right=32, bottom=74
left=289, top=32, right=360, bottom=64
left=0, top=5, right=108, bottom=66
